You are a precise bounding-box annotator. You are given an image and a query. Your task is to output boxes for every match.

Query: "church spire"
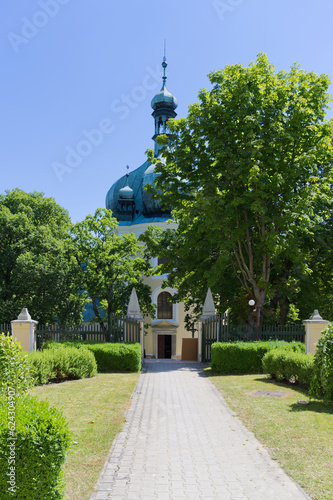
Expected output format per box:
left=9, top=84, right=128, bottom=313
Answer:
left=151, top=52, right=178, bottom=156
left=162, top=40, right=167, bottom=87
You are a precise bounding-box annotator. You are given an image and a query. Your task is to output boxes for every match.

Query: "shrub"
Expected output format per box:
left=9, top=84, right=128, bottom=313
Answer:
left=85, top=343, right=142, bottom=372
left=262, top=349, right=314, bottom=385
left=309, top=323, right=333, bottom=404
left=29, top=346, right=97, bottom=385
left=28, top=350, right=57, bottom=385
left=41, top=341, right=142, bottom=372
left=211, top=340, right=305, bottom=374
left=0, top=333, right=32, bottom=395
left=0, top=394, right=71, bottom=499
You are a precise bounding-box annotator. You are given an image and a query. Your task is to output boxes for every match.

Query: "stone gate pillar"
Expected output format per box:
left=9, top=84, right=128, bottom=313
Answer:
left=303, top=310, right=329, bottom=354
left=126, top=288, right=145, bottom=363
left=11, top=308, right=38, bottom=353
left=198, top=288, right=216, bottom=362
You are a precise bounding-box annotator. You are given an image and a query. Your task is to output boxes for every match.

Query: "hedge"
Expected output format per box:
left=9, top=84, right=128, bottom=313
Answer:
left=211, top=340, right=305, bottom=374
left=262, top=349, right=314, bottom=385
left=41, top=341, right=142, bottom=372
left=28, top=346, right=97, bottom=385
left=0, top=333, right=32, bottom=396
left=0, top=394, right=71, bottom=499
left=309, top=323, right=333, bottom=403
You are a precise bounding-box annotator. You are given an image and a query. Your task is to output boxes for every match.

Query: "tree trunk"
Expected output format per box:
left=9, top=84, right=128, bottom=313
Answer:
left=278, top=298, right=289, bottom=326
left=254, top=304, right=261, bottom=328
left=91, top=295, right=105, bottom=330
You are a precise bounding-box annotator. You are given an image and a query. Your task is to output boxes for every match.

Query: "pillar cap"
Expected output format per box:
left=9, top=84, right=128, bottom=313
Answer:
left=303, top=309, right=329, bottom=324
left=126, top=288, right=144, bottom=320
left=199, top=288, right=216, bottom=320
left=11, top=308, right=38, bottom=324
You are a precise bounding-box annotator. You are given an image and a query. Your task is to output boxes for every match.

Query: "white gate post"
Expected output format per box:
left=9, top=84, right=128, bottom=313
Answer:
left=11, top=308, right=38, bottom=353
left=126, top=288, right=145, bottom=364
left=198, top=288, right=216, bottom=362
left=303, top=310, right=329, bottom=354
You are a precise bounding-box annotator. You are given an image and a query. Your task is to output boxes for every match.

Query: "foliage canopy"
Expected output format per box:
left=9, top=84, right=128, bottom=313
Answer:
left=0, top=189, right=86, bottom=323
left=72, top=209, right=154, bottom=328
left=143, top=54, right=333, bottom=325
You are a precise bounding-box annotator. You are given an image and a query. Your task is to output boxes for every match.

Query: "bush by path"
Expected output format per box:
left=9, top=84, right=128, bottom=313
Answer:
left=29, top=346, right=97, bottom=385
left=41, top=341, right=142, bottom=372
left=0, top=394, right=71, bottom=499
left=211, top=340, right=305, bottom=374
left=262, top=349, right=314, bottom=385
left=309, top=323, right=333, bottom=403
left=0, top=333, right=32, bottom=395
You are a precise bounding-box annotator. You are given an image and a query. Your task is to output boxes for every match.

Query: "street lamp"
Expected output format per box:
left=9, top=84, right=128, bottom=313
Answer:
left=248, top=299, right=260, bottom=328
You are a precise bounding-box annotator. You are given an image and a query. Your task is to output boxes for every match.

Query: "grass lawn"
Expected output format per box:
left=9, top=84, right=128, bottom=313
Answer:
left=31, top=372, right=140, bottom=500
left=204, top=369, right=333, bottom=500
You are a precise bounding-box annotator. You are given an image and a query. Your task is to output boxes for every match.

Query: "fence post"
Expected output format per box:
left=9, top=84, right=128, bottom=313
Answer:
left=198, top=289, right=216, bottom=362
left=303, top=310, right=329, bottom=354
left=11, top=308, right=38, bottom=353
left=126, top=288, right=144, bottom=363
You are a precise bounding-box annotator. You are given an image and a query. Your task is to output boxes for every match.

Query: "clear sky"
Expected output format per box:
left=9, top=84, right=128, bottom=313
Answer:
left=2, top=0, right=333, bottom=223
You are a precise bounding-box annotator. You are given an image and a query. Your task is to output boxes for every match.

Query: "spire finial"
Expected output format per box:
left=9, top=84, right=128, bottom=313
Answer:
left=162, top=40, right=167, bottom=86
left=126, top=165, right=129, bottom=182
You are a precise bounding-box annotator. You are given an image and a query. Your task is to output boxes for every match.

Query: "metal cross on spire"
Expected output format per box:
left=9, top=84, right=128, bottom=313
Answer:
left=162, top=39, right=167, bottom=85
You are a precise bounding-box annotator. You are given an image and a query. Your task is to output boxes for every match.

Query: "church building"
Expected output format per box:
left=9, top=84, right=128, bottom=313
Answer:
left=105, top=59, right=198, bottom=360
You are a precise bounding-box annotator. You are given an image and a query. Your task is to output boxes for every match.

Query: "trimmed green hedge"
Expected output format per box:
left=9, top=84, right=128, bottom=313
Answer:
left=41, top=341, right=142, bottom=372
left=0, top=394, right=71, bottom=499
left=262, top=349, right=314, bottom=386
left=309, top=323, right=333, bottom=403
left=29, top=346, right=97, bottom=385
left=211, top=341, right=305, bottom=374
left=0, top=333, right=33, bottom=396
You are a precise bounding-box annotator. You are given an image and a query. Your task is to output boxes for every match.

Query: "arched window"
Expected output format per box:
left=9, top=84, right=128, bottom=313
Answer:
left=157, top=291, right=173, bottom=319
left=158, top=256, right=170, bottom=266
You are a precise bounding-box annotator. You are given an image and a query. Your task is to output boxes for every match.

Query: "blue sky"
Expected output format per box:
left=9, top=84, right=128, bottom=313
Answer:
left=2, top=0, right=333, bottom=223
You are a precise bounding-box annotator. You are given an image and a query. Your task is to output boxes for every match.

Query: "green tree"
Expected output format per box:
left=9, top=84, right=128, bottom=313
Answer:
left=72, top=209, right=154, bottom=329
left=0, top=189, right=86, bottom=323
left=144, top=54, right=333, bottom=326
left=294, top=217, right=333, bottom=322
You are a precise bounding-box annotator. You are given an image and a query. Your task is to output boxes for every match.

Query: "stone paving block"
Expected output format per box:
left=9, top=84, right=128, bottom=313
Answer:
left=91, top=492, right=111, bottom=500
left=127, top=492, right=142, bottom=500
left=156, top=493, right=172, bottom=500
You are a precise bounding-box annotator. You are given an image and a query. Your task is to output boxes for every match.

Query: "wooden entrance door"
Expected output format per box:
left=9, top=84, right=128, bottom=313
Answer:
left=158, top=335, right=172, bottom=358
left=182, top=338, right=198, bottom=361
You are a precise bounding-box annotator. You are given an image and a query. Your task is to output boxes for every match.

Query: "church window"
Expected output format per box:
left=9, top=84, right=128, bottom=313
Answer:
left=157, top=291, right=173, bottom=319
left=158, top=256, right=170, bottom=265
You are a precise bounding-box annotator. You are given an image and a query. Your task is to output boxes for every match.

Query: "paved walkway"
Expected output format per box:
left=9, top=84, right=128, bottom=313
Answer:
left=91, top=360, right=311, bottom=500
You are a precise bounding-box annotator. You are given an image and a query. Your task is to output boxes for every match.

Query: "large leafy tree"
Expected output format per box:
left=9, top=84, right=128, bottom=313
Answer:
left=0, top=189, right=86, bottom=323
left=72, top=209, right=154, bottom=329
left=143, top=54, right=333, bottom=326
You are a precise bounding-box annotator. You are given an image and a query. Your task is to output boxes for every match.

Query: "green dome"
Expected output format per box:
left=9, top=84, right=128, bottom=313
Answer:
left=151, top=83, right=178, bottom=111
left=119, top=185, right=134, bottom=199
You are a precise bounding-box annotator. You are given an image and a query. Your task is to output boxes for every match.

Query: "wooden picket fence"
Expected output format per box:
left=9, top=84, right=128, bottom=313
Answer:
left=35, top=315, right=141, bottom=350
left=0, top=324, right=11, bottom=335
left=201, top=314, right=305, bottom=362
